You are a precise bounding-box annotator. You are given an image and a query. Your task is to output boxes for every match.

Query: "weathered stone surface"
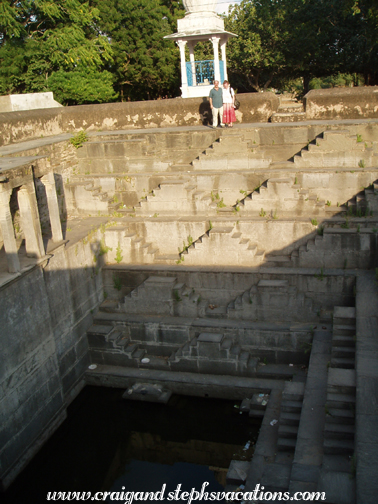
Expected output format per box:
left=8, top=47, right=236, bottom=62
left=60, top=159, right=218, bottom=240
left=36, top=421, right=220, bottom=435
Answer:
left=304, top=86, right=378, bottom=120
left=0, top=92, right=279, bottom=146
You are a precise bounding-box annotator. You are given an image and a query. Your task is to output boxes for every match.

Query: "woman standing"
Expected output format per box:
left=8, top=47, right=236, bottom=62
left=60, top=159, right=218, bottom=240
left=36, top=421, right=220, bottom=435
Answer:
left=222, top=80, right=236, bottom=127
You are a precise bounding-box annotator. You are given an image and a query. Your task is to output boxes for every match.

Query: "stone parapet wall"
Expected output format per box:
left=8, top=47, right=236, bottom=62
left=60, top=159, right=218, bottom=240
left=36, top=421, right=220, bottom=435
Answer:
left=0, top=92, right=279, bottom=147
left=304, top=86, right=378, bottom=120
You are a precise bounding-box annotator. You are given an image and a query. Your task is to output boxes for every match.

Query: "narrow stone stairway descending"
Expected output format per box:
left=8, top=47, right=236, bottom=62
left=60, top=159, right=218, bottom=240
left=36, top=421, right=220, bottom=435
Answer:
left=271, top=94, right=306, bottom=123
left=277, top=382, right=305, bottom=453
left=331, top=306, right=356, bottom=369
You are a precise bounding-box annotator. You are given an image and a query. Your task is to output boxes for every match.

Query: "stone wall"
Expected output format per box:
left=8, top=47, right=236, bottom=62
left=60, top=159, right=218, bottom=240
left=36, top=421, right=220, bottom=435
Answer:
left=0, top=93, right=279, bottom=147
left=304, top=86, right=378, bottom=120
left=0, top=237, right=104, bottom=490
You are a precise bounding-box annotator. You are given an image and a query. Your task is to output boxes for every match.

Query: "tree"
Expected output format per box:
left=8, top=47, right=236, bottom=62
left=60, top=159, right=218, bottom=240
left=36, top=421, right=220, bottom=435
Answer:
left=225, top=0, right=291, bottom=92
left=91, top=0, right=185, bottom=101
left=0, top=0, right=114, bottom=103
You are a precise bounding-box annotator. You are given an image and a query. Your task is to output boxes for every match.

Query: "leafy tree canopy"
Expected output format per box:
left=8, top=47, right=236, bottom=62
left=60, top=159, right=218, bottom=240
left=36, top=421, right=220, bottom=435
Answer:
left=90, top=0, right=185, bottom=100
left=0, top=0, right=114, bottom=102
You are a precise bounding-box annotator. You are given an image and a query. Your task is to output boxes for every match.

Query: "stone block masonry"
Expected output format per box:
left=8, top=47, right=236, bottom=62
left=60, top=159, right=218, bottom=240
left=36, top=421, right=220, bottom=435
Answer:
left=0, top=232, right=105, bottom=490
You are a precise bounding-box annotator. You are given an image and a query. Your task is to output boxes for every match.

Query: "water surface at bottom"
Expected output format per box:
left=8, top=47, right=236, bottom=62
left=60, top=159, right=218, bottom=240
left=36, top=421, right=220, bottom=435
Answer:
left=2, top=386, right=260, bottom=503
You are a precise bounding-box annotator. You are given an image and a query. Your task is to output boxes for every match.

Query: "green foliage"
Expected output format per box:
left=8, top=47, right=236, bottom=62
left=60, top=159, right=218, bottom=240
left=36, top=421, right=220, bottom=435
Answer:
left=259, top=208, right=266, bottom=217
left=69, top=130, right=88, bottom=149
left=113, top=274, right=122, bottom=291
left=311, top=218, right=318, bottom=226
left=115, top=242, right=123, bottom=264
left=0, top=0, right=114, bottom=101
left=314, top=267, right=325, bottom=281
left=91, top=0, right=184, bottom=100
left=358, top=159, right=366, bottom=168
left=49, top=69, right=118, bottom=105
left=225, top=0, right=290, bottom=91
left=98, top=239, right=112, bottom=256
left=173, top=290, right=182, bottom=302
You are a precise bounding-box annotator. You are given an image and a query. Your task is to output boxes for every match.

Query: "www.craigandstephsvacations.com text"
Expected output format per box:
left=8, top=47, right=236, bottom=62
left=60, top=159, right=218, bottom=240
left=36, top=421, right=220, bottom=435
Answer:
left=46, top=482, right=326, bottom=502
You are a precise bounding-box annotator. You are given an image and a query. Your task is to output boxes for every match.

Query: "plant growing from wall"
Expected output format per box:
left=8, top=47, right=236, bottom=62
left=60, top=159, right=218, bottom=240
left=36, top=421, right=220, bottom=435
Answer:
left=115, top=242, right=123, bottom=264
left=259, top=208, right=266, bottom=217
left=69, top=130, right=88, bottom=149
left=113, top=274, right=122, bottom=291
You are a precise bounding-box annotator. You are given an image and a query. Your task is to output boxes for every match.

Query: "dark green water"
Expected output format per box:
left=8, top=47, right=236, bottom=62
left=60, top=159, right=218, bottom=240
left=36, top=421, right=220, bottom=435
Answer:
left=1, top=386, right=260, bottom=503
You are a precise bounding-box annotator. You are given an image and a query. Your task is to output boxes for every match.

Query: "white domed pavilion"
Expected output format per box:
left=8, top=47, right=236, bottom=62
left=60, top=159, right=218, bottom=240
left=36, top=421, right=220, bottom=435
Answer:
left=164, top=0, right=237, bottom=98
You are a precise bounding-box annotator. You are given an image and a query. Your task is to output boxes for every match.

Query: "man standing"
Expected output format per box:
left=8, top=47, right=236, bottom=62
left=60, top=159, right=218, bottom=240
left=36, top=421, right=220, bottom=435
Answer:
left=209, top=80, right=224, bottom=128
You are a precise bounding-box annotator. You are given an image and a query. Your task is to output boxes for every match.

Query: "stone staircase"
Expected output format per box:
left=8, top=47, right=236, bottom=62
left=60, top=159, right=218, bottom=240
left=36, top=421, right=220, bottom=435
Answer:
left=292, top=129, right=374, bottom=169
left=65, top=180, right=121, bottom=216
left=226, top=279, right=320, bottom=322
left=266, top=221, right=377, bottom=270
left=117, top=276, right=207, bottom=317
left=331, top=306, right=356, bottom=369
left=87, top=323, right=158, bottom=368
left=234, top=177, right=326, bottom=217
left=191, top=135, right=271, bottom=170
left=277, top=382, right=305, bottom=452
left=104, top=227, right=159, bottom=264
left=180, top=226, right=264, bottom=266
left=169, top=332, right=259, bottom=376
left=77, top=132, right=219, bottom=174
left=324, top=367, right=356, bottom=457
left=271, top=95, right=306, bottom=123
left=134, top=179, right=215, bottom=215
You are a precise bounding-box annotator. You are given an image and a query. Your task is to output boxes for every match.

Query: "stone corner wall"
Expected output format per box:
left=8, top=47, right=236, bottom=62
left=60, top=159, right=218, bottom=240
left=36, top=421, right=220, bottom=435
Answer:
left=0, top=92, right=279, bottom=147
left=304, top=86, right=378, bottom=120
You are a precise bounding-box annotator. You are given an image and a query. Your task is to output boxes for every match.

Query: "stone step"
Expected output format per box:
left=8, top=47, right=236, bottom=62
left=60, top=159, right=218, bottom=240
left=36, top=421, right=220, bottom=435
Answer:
left=333, top=324, right=356, bottom=336
left=282, top=381, right=305, bottom=402
left=327, top=368, right=356, bottom=394
left=278, top=424, right=298, bottom=438
left=326, top=393, right=356, bottom=410
left=281, top=400, right=303, bottom=413
left=277, top=437, right=297, bottom=451
left=333, top=307, right=356, bottom=325
left=330, top=357, right=355, bottom=369
left=280, top=412, right=301, bottom=426
left=138, top=355, right=170, bottom=370
left=332, top=347, right=355, bottom=359
left=248, top=408, right=265, bottom=418
left=326, top=408, right=355, bottom=425
left=323, top=438, right=354, bottom=455
left=324, top=423, right=355, bottom=440
left=271, top=112, right=307, bottom=123
left=332, top=335, right=355, bottom=347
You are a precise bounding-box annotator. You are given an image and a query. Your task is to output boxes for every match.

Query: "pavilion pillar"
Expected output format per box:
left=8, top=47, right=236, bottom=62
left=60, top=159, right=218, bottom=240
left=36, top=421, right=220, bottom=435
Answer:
left=220, top=39, right=228, bottom=81
left=0, top=189, right=20, bottom=273
left=177, top=40, right=188, bottom=89
left=187, top=41, right=196, bottom=86
left=211, top=36, right=221, bottom=83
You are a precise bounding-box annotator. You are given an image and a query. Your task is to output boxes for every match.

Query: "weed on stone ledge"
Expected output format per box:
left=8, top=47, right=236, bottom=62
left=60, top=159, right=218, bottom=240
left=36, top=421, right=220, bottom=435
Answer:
left=69, top=130, right=88, bottom=149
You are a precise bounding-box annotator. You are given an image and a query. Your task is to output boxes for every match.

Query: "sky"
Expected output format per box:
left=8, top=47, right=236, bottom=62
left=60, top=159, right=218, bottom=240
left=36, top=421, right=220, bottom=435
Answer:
left=216, top=0, right=241, bottom=14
